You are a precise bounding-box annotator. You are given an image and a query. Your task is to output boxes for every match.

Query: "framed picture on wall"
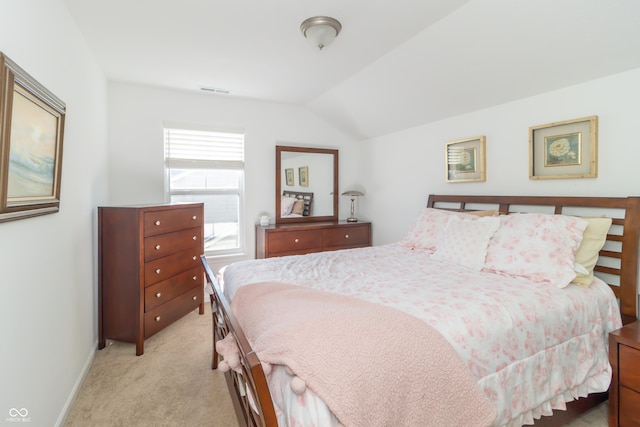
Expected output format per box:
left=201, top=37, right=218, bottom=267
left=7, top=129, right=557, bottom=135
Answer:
left=299, top=166, right=309, bottom=187
left=285, top=168, right=294, bottom=186
left=0, top=52, right=66, bottom=223
left=445, top=136, right=486, bottom=183
left=529, top=116, right=597, bottom=179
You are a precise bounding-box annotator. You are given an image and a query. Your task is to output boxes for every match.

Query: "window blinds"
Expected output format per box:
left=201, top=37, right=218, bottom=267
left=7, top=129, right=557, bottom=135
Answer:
left=164, top=128, right=244, bottom=167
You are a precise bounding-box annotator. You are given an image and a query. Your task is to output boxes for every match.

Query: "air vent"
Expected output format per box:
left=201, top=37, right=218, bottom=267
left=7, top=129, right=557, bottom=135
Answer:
left=200, top=86, right=230, bottom=94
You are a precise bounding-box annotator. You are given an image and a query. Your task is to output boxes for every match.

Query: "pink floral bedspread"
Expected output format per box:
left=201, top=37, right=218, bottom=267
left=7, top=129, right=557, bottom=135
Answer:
left=220, top=243, right=622, bottom=427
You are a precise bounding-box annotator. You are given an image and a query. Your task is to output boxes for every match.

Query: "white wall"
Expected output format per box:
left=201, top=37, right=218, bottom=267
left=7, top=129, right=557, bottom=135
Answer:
left=0, top=0, right=108, bottom=425
left=107, top=82, right=358, bottom=270
left=360, top=68, right=640, bottom=245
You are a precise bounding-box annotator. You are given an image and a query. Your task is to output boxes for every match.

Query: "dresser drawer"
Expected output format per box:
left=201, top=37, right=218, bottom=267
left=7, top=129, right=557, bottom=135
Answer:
left=620, top=386, right=640, bottom=426
left=323, top=224, right=370, bottom=249
left=144, top=286, right=203, bottom=338
left=143, top=207, right=203, bottom=236
left=620, top=344, right=640, bottom=391
left=144, top=250, right=200, bottom=287
left=145, top=267, right=203, bottom=312
left=267, top=229, right=323, bottom=254
left=144, top=227, right=201, bottom=262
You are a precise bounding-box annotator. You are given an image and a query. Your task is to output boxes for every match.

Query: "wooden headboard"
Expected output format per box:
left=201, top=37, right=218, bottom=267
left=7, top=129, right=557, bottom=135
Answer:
left=427, top=195, right=640, bottom=324
left=282, top=191, right=313, bottom=216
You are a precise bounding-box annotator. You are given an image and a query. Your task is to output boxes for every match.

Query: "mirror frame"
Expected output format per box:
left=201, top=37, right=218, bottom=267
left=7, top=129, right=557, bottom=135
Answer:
left=275, top=145, right=339, bottom=224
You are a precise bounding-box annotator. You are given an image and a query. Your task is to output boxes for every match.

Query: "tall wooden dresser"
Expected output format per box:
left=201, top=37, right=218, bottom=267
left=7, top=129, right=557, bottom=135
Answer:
left=98, top=203, right=205, bottom=355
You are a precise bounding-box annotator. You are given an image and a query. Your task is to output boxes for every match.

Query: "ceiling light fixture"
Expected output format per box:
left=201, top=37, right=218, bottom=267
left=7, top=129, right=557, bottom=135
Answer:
left=300, top=16, right=342, bottom=51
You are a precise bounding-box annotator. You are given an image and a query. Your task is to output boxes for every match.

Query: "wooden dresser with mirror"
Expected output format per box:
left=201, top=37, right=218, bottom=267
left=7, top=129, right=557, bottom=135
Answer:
left=256, top=145, right=371, bottom=258
left=256, top=221, right=371, bottom=258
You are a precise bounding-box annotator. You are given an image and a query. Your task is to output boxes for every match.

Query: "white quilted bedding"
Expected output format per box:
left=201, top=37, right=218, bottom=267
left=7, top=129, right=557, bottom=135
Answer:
left=220, top=243, right=621, bottom=427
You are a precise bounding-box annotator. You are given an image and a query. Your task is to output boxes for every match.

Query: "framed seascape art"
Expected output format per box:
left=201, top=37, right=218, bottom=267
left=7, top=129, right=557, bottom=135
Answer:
left=529, top=116, right=597, bottom=179
left=0, top=52, right=66, bottom=223
left=299, top=166, right=309, bottom=187
left=445, top=136, right=486, bottom=183
left=285, top=168, right=294, bottom=186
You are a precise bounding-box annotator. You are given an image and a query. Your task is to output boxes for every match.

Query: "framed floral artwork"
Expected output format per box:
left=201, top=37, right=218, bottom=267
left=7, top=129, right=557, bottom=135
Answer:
left=529, top=116, right=597, bottom=179
left=445, top=136, right=486, bottom=183
left=298, top=166, right=309, bottom=187
left=285, top=168, right=294, bottom=186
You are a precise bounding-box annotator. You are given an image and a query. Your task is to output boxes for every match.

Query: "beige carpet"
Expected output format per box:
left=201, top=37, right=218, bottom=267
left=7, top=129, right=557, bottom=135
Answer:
left=64, top=305, right=238, bottom=427
left=64, top=303, right=608, bottom=426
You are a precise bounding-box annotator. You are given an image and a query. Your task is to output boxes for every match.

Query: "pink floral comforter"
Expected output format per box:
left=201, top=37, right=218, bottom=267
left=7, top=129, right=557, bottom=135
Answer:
left=220, top=243, right=622, bottom=427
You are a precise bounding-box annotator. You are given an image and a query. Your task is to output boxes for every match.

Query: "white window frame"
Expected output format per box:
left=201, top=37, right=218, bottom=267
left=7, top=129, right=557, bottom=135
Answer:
left=163, top=124, right=246, bottom=257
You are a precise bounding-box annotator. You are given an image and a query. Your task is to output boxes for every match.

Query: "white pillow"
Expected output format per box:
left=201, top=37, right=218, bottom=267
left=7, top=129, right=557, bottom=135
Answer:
left=483, top=213, right=588, bottom=288
left=281, top=196, right=297, bottom=215
left=400, top=208, right=491, bottom=251
left=432, top=216, right=501, bottom=271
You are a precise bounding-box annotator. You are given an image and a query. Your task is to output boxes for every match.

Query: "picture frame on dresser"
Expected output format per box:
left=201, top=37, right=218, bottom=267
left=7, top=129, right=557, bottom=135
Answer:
left=0, top=52, right=66, bottom=223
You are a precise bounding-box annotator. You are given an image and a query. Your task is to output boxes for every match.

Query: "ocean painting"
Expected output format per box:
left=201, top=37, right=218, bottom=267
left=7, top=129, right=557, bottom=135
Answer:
left=8, top=90, right=58, bottom=199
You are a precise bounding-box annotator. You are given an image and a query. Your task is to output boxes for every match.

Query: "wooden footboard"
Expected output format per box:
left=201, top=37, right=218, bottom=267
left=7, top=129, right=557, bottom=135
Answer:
left=200, top=255, right=277, bottom=427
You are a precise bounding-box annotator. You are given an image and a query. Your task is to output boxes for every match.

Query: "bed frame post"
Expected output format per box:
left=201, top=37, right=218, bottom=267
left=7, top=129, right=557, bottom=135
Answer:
left=620, top=196, right=640, bottom=323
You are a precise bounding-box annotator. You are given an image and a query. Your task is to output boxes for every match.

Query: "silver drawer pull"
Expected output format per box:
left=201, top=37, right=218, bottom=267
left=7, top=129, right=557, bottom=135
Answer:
left=155, top=316, right=161, bottom=322
left=155, top=292, right=162, bottom=298
left=192, top=255, right=197, bottom=260
left=192, top=296, right=197, bottom=301
left=155, top=244, right=160, bottom=250
left=294, top=238, right=299, bottom=243
left=154, top=220, right=160, bottom=226
left=192, top=235, right=197, bottom=240
left=345, top=234, right=349, bottom=239
left=155, top=268, right=161, bottom=274
left=192, top=275, right=197, bottom=281
left=192, top=215, right=197, bottom=220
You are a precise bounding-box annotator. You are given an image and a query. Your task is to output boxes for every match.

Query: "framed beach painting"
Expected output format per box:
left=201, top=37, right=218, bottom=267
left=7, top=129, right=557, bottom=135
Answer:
left=0, top=52, right=66, bottom=223
left=445, top=136, right=486, bottom=183
left=529, top=116, right=597, bottom=179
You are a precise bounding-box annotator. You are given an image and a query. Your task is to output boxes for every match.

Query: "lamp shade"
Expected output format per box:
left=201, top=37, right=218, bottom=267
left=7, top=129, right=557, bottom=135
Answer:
left=301, top=16, right=342, bottom=50
left=341, top=190, right=364, bottom=197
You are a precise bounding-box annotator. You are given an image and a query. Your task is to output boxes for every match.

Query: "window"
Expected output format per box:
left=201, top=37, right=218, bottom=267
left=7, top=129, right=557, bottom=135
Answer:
left=164, top=126, right=245, bottom=256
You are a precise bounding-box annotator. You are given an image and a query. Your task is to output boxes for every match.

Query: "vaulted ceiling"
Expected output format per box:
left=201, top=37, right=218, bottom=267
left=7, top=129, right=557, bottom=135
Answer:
left=64, top=0, right=640, bottom=139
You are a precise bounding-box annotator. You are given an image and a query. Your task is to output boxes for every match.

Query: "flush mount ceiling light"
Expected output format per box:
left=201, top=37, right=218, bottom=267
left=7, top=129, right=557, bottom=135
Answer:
left=300, top=16, right=342, bottom=51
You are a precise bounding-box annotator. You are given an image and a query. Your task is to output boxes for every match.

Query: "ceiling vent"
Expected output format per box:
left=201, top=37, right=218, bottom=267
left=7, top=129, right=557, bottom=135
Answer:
left=200, top=86, right=230, bottom=94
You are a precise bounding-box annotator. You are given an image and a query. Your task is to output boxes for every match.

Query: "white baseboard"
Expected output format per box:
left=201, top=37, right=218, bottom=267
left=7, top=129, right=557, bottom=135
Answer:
left=55, top=340, right=97, bottom=427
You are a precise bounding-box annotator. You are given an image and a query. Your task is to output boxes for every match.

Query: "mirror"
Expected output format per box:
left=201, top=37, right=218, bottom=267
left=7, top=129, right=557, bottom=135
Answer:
left=276, top=145, right=338, bottom=224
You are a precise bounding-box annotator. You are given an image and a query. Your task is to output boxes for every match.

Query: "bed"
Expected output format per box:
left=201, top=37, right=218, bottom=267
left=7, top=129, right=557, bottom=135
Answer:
left=280, top=191, right=313, bottom=218
left=201, top=194, right=640, bottom=427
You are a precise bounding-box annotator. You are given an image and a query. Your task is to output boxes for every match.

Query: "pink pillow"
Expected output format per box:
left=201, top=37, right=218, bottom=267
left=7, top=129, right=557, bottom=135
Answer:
left=432, top=216, right=501, bottom=271
left=401, top=208, right=486, bottom=251
left=483, top=213, right=588, bottom=288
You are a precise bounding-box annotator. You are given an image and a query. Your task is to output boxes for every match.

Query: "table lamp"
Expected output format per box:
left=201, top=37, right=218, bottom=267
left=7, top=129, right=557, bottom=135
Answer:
left=341, top=190, right=365, bottom=222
